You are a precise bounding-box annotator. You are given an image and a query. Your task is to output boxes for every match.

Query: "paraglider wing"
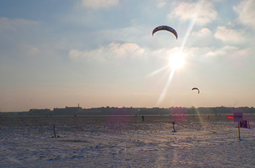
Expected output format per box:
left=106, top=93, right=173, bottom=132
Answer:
left=152, top=25, right=178, bottom=39
left=192, top=87, right=200, bottom=94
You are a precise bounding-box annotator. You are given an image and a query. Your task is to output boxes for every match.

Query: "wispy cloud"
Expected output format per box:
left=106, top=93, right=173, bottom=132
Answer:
left=82, top=0, right=118, bottom=9
left=233, top=0, right=255, bottom=28
left=22, top=45, right=40, bottom=56
left=157, top=0, right=166, bottom=8
left=214, top=26, right=245, bottom=43
left=206, top=46, right=249, bottom=58
left=110, top=42, right=145, bottom=58
left=191, top=28, right=212, bottom=37
left=168, top=0, right=217, bottom=25
left=0, top=17, right=38, bottom=33
left=69, top=42, right=144, bottom=62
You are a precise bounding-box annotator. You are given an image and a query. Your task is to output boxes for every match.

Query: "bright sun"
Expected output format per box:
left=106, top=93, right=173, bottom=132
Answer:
left=169, top=53, right=185, bottom=69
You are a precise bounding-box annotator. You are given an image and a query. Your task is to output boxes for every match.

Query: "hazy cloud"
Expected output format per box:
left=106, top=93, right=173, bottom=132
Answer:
left=0, top=17, right=37, bottom=33
left=69, top=49, right=83, bottom=58
left=23, top=45, right=40, bottom=55
left=233, top=0, right=255, bottom=28
left=157, top=0, right=166, bottom=8
left=168, top=0, right=217, bottom=25
left=206, top=46, right=248, bottom=58
left=109, top=42, right=145, bottom=58
left=191, top=28, right=212, bottom=37
left=69, top=42, right=144, bottom=62
left=214, top=26, right=245, bottom=42
left=82, top=0, right=118, bottom=9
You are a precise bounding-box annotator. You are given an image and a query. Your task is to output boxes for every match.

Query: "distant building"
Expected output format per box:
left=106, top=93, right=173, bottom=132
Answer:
left=53, top=106, right=82, bottom=115
left=29, top=108, right=51, bottom=115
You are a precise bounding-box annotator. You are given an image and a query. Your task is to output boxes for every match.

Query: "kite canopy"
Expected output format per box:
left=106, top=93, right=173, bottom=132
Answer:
left=192, top=87, right=200, bottom=94
left=152, top=25, right=178, bottom=39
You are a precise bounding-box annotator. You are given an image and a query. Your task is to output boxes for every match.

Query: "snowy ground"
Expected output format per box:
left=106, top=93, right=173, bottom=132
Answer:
left=1, top=115, right=255, bottom=168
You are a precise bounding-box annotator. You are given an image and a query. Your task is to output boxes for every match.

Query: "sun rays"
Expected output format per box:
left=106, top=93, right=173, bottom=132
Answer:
left=149, top=12, right=198, bottom=104
left=157, top=68, right=175, bottom=104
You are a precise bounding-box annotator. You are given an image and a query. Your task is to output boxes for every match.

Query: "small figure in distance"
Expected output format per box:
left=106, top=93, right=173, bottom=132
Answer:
left=142, top=115, right=145, bottom=122
left=172, top=121, right=176, bottom=132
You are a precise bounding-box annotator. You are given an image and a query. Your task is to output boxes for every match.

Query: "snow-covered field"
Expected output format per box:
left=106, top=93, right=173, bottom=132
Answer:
left=1, top=115, right=255, bottom=168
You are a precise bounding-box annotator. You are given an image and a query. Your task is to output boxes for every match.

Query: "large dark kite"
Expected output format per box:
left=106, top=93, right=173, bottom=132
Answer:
left=152, top=25, right=178, bottom=39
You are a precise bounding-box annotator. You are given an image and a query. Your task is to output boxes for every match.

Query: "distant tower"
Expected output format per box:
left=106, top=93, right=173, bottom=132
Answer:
left=78, top=103, right=79, bottom=108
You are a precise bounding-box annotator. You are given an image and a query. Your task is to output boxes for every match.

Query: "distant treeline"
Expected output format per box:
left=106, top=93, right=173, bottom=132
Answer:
left=1, top=106, right=255, bottom=116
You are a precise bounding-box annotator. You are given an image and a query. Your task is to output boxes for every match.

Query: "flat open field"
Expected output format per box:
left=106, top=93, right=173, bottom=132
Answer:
left=1, top=115, right=255, bottom=167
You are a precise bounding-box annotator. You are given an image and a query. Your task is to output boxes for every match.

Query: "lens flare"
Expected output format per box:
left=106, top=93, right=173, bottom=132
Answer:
left=169, top=53, right=185, bottom=69
left=150, top=6, right=198, bottom=104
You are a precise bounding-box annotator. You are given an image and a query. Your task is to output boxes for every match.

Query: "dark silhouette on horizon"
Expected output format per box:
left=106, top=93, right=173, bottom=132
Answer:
left=1, top=106, right=255, bottom=117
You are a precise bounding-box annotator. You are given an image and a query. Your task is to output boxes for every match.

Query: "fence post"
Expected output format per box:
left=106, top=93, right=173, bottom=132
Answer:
left=238, top=121, right=241, bottom=140
left=53, top=124, right=56, bottom=138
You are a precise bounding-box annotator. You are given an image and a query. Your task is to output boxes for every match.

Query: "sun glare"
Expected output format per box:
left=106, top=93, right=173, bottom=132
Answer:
left=169, top=53, right=185, bottom=69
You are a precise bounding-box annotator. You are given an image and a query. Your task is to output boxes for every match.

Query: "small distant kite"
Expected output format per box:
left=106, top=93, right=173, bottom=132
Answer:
left=192, top=87, right=200, bottom=94
left=152, top=25, right=178, bottom=39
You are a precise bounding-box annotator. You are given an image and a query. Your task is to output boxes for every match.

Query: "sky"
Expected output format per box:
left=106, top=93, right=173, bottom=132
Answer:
left=0, top=0, right=255, bottom=112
